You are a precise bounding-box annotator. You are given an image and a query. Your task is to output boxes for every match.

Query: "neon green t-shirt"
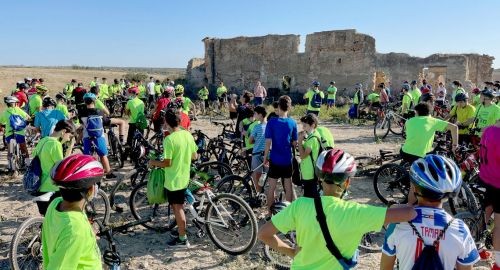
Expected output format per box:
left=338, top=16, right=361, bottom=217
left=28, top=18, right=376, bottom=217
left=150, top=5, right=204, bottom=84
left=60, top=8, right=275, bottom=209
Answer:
left=367, top=93, right=380, bottom=103
left=353, top=90, right=361, bottom=105
left=89, top=81, right=97, bottom=87
left=138, top=85, right=146, bottom=98
left=163, top=129, right=198, bottom=191
left=449, top=104, right=475, bottom=135
left=216, top=86, right=227, bottom=97
left=316, top=126, right=334, bottom=148
left=99, top=83, right=109, bottom=99
left=182, top=97, right=192, bottom=114
left=272, top=196, right=386, bottom=270
left=33, top=137, right=63, bottom=192
left=304, top=89, right=324, bottom=112
left=198, top=88, right=209, bottom=100
left=154, top=84, right=162, bottom=95
left=42, top=197, right=102, bottom=270
left=95, top=99, right=107, bottom=111
left=109, top=84, right=121, bottom=96
left=29, top=94, right=43, bottom=116
left=472, top=95, right=481, bottom=108
left=475, top=104, right=500, bottom=135
left=244, top=120, right=259, bottom=150
left=410, top=88, right=421, bottom=105
left=300, top=131, right=321, bottom=181
left=401, top=93, right=413, bottom=114
left=0, top=107, right=29, bottom=136
left=55, top=103, right=69, bottom=119
left=327, top=86, right=337, bottom=99
left=64, top=84, right=75, bottom=96
left=402, top=116, right=448, bottom=157
left=126, top=97, right=145, bottom=123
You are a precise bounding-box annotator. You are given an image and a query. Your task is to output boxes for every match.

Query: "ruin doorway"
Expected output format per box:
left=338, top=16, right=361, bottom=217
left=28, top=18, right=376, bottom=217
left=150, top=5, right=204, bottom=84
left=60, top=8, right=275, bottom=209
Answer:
left=282, top=75, right=291, bottom=93
left=422, top=66, right=447, bottom=89
left=372, top=71, right=387, bottom=90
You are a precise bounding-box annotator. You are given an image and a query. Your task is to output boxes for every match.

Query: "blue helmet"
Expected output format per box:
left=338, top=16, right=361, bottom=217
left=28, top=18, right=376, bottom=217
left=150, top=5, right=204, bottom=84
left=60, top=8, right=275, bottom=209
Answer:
left=312, top=80, right=320, bottom=87
left=402, top=83, right=410, bottom=91
left=409, top=155, right=462, bottom=201
left=83, top=92, right=97, bottom=101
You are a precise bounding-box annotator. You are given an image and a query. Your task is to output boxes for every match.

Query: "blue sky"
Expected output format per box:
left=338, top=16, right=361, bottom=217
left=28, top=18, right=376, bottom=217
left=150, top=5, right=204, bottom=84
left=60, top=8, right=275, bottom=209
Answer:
left=1, top=0, right=499, bottom=68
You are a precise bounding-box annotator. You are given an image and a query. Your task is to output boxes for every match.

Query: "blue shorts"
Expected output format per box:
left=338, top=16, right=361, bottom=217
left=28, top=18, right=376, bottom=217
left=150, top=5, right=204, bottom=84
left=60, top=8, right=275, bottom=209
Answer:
left=83, top=136, right=108, bottom=156
left=327, top=99, right=335, bottom=106
left=6, top=134, right=26, bottom=144
left=254, top=97, right=263, bottom=105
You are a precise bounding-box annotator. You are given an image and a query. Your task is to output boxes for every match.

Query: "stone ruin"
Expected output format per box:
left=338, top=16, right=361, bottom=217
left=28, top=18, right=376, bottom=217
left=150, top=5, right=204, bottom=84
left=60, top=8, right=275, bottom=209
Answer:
left=186, top=29, right=494, bottom=98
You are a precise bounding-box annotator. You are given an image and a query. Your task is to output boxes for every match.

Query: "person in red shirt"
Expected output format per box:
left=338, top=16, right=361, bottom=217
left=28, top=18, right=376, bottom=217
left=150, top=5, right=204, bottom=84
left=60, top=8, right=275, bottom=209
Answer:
left=13, top=83, right=29, bottom=109
left=163, top=98, right=190, bottom=136
left=152, top=90, right=172, bottom=133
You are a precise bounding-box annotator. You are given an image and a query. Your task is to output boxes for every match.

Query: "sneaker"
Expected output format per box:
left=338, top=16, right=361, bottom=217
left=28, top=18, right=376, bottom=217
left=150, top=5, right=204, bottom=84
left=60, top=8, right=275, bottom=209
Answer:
left=480, top=249, right=492, bottom=260
left=106, top=173, right=118, bottom=179
left=167, top=236, right=190, bottom=248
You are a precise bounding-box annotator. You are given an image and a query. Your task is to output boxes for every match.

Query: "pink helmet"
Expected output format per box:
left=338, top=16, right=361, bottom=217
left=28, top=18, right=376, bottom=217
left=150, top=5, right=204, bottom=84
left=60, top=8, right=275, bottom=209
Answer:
left=315, top=149, right=356, bottom=184
left=472, top=88, right=481, bottom=94
left=51, top=154, right=104, bottom=189
left=128, top=86, right=139, bottom=95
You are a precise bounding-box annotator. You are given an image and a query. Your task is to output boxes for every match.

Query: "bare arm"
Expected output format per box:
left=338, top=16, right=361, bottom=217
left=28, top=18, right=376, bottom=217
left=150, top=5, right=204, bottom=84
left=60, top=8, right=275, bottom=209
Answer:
left=446, top=122, right=459, bottom=149
left=249, top=135, right=255, bottom=144
left=384, top=204, right=416, bottom=225
left=380, top=253, right=397, bottom=270
left=258, top=221, right=298, bottom=258
left=263, top=139, right=271, bottom=164
left=149, top=159, right=172, bottom=168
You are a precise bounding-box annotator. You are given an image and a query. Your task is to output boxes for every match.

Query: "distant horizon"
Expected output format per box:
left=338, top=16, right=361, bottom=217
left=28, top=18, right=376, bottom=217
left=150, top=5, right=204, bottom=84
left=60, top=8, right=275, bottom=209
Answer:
left=1, top=0, right=499, bottom=68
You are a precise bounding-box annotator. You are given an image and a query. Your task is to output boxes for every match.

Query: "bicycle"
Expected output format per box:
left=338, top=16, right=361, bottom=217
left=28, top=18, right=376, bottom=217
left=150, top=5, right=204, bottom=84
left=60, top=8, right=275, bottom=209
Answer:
left=354, top=149, right=401, bottom=177
left=7, top=136, right=26, bottom=175
left=373, top=105, right=406, bottom=140
left=106, top=123, right=124, bottom=168
left=129, top=179, right=258, bottom=255
left=9, top=189, right=111, bottom=270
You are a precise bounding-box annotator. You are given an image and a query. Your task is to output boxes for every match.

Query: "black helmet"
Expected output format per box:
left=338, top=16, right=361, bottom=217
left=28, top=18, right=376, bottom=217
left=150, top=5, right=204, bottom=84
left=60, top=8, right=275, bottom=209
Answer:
left=56, top=92, right=67, bottom=101
left=19, top=83, right=29, bottom=90
left=454, top=93, right=468, bottom=103
left=42, top=97, right=57, bottom=108
left=481, top=89, right=495, bottom=99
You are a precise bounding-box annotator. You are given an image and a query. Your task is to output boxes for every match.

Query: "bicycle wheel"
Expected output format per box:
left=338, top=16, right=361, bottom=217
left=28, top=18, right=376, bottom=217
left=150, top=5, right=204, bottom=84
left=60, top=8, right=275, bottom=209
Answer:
left=111, top=137, right=124, bottom=168
left=373, top=163, right=409, bottom=205
left=264, top=232, right=295, bottom=270
left=193, top=161, right=233, bottom=187
left=205, top=193, right=258, bottom=255
left=86, top=189, right=111, bottom=227
left=389, top=114, right=404, bottom=135
left=373, top=116, right=390, bottom=140
left=129, top=181, right=174, bottom=232
left=359, top=226, right=386, bottom=253
left=448, top=182, right=480, bottom=216
left=354, top=156, right=378, bottom=177
left=454, top=211, right=485, bottom=248
left=215, top=175, right=256, bottom=207
left=8, top=139, right=18, bottom=172
left=9, top=217, right=44, bottom=270
left=230, top=155, right=250, bottom=175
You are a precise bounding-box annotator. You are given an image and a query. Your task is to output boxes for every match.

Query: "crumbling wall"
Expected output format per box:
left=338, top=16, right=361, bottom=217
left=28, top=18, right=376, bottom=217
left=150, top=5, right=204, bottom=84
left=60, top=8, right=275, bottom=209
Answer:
left=186, top=58, right=206, bottom=90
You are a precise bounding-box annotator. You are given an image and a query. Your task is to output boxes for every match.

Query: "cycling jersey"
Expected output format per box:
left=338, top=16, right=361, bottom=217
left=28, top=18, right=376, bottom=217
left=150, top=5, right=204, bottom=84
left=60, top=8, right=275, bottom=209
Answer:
left=401, top=93, right=413, bottom=114
left=153, top=97, right=170, bottom=120
left=125, top=97, right=145, bottom=124
left=33, top=137, right=63, bottom=192
left=300, top=130, right=321, bottom=181
left=42, top=197, right=102, bottom=270
left=109, top=84, right=121, bottom=96
left=316, top=126, right=334, bottom=148
left=383, top=207, right=479, bottom=270
left=138, top=85, right=146, bottom=98
left=29, top=94, right=43, bottom=116
left=162, top=129, right=197, bottom=191
left=34, top=109, right=66, bottom=138
left=182, top=97, right=192, bottom=114
left=475, top=104, right=500, bottom=135
left=0, top=107, right=29, bottom=136
left=402, top=116, right=448, bottom=157
left=304, top=89, right=325, bottom=112
left=216, top=86, right=227, bottom=97
left=198, top=88, right=209, bottom=100
left=64, top=83, right=75, bottom=95
left=99, top=83, right=110, bottom=99
left=472, top=95, right=481, bottom=108
left=55, top=103, right=69, bottom=118
left=272, top=196, right=386, bottom=270
left=449, top=104, right=475, bottom=135
left=410, top=88, right=421, bottom=106
left=180, top=112, right=191, bottom=130
left=327, top=86, right=337, bottom=100
left=154, top=84, right=162, bottom=95
left=12, top=90, right=28, bottom=108
left=479, top=125, right=500, bottom=187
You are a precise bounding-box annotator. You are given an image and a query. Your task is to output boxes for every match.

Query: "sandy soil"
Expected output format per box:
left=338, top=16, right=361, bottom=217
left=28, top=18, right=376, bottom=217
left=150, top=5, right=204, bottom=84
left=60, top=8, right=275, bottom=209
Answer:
left=0, top=115, right=491, bottom=269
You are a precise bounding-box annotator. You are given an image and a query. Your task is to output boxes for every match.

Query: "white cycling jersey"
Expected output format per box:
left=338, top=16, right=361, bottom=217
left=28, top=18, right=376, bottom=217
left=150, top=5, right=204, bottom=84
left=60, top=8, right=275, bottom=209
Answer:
left=382, top=206, right=479, bottom=270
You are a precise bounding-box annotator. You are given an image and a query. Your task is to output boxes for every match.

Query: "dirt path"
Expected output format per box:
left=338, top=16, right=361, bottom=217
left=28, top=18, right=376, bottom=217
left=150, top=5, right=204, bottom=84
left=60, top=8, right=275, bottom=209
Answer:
left=0, top=117, right=490, bottom=269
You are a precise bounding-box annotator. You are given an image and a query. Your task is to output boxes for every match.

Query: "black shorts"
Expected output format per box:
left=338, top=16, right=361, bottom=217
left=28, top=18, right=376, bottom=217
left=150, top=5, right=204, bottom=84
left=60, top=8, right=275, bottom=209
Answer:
left=229, top=111, right=237, bottom=119
left=268, top=161, right=293, bottom=179
left=480, top=179, right=500, bottom=213
left=166, top=188, right=186, bottom=205
left=400, top=149, right=421, bottom=165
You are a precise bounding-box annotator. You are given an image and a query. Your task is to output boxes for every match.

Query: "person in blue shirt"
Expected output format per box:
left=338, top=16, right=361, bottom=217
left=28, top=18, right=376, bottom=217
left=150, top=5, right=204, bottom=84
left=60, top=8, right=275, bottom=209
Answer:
left=263, top=95, right=298, bottom=217
left=34, top=97, right=66, bottom=138
left=249, top=105, right=267, bottom=192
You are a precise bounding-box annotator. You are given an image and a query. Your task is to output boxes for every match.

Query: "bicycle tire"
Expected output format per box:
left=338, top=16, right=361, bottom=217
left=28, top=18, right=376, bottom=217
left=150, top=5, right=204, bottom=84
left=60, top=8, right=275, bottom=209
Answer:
left=204, top=193, right=258, bottom=255
left=389, top=114, right=404, bottom=135
left=454, top=211, right=484, bottom=247
left=215, top=174, right=256, bottom=207
left=129, top=181, right=173, bottom=232
left=263, top=232, right=294, bottom=270
left=8, top=139, right=18, bottom=172
left=230, top=155, right=250, bottom=175
left=448, top=181, right=480, bottom=216
left=359, top=226, right=386, bottom=253
left=354, top=156, right=378, bottom=177
left=373, top=163, right=409, bottom=205
left=373, top=116, right=390, bottom=140
left=86, top=189, right=111, bottom=227
left=111, top=137, right=124, bottom=168
left=9, top=217, right=44, bottom=270
left=193, top=161, right=233, bottom=187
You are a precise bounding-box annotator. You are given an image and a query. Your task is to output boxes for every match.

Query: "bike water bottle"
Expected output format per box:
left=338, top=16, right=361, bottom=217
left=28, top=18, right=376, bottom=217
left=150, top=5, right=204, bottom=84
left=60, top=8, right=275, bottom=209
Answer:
left=184, top=189, right=195, bottom=205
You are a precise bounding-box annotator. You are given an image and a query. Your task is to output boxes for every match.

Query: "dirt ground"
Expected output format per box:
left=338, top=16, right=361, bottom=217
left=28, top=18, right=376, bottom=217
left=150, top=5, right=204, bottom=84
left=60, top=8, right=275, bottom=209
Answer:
left=0, top=115, right=492, bottom=269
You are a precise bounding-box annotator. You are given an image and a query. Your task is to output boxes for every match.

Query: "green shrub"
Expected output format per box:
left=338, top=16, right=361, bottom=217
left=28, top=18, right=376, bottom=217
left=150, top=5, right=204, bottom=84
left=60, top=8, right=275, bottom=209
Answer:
left=123, top=72, right=148, bottom=82
left=289, top=105, right=349, bottom=122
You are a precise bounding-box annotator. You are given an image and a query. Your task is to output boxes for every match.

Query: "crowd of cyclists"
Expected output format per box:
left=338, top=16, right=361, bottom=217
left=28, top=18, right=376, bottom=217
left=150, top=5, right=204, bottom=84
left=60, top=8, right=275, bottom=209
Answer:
left=0, top=75, right=499, bottom=269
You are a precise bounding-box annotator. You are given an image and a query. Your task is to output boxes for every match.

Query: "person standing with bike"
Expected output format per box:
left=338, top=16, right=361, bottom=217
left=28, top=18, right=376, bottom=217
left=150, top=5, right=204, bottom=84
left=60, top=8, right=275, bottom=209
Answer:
left=42, top=154, right=104, bottom=270
left=400, top=103, right=458, bottom=164
left=125, top=87, right=145, bottom=155
left=259, top=148, right=416, bottom=269
left=0, top=96, right=30, bottom=175
left=298, top=114, right=323, bottom=198
left=149, top=108, right=198, bottom=248
left=249, top=105, right=267, bottom=193
left=447, top=93, right=476, bottom=145
left=381, top=155, right=479, bottom=270
left=303, top=81, right=324, bottom=116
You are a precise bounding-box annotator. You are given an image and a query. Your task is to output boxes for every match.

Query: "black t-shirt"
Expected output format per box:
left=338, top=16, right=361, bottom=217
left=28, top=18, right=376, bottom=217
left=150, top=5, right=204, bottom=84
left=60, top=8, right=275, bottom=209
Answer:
left=235, top=104, right=251, bottom=137
left=72, top=87, right=87, bottom=104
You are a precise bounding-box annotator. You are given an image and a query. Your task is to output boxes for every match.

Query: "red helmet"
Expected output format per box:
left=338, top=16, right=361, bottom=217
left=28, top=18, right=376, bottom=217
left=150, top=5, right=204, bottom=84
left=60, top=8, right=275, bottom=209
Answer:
left=420, top=87, right=430, bottom=95
left=472, top=88, right=481, bottom=94
left=51, top=154, right=104, bottom=189
left=128, top=86, right=139, bottom=95
left=315, top=148, right=356, bottom=184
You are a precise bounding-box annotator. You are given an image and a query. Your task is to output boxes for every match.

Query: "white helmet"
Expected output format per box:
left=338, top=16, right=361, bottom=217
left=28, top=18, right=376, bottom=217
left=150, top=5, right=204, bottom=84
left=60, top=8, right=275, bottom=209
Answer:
left=315, top=148, right=357, bottom=184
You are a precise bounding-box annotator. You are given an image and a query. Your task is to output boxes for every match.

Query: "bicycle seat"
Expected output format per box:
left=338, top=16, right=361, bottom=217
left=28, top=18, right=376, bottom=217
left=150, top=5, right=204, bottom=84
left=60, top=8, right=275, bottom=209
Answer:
left=33, top=192, right=55, bottom=202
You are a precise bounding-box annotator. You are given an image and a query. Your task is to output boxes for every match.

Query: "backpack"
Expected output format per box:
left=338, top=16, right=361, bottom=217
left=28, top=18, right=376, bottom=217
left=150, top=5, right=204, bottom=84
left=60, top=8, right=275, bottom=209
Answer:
left=311, top=91, right=323, bottom=108
left=9, top=113, right=27, bottom=132
left=147, top=168, right=167, bottom=204
left=23, top=140, right=49, bottom=195
left=409, top=219, right=455, bottom=270
left=136, top=110, right=148, bottom=130
left=85, top=115, right=104, bottom=137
